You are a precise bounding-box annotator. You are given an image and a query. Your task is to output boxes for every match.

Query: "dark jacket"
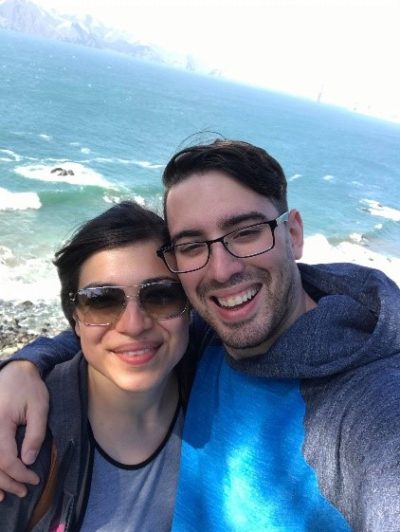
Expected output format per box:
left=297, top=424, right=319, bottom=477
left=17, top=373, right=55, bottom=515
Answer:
left=0, top=354, right=91, bottom=531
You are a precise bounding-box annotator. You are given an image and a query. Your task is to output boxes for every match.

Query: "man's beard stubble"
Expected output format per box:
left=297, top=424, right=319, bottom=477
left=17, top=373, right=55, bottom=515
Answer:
left=195, top=261, right=297, bottom=353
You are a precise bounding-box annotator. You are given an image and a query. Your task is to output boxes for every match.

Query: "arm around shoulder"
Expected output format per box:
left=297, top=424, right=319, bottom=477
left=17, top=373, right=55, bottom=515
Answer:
left=4, top=330, right=80, bottom=376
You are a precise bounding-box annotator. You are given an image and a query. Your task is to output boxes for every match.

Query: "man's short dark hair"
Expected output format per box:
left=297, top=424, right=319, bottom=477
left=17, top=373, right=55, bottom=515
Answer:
left=162, top=139, right=288, bottom=216
left=54, top=201, right=167, bottom=328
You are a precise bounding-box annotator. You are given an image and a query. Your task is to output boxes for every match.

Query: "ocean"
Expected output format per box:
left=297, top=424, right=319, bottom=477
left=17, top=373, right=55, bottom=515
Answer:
left=1, top=29, right=400, bottom=313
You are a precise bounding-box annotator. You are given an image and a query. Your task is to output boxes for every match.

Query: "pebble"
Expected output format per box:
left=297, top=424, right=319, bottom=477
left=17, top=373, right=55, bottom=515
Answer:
left=0, top=299, right=69, bottom=360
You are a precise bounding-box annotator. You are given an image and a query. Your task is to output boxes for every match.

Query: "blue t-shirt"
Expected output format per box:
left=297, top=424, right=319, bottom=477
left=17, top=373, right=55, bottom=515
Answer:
left=172, top=346, right=350, bottom=531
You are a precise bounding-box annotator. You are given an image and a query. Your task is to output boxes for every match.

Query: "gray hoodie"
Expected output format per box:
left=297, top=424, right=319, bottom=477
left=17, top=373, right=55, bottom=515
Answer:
left=206, top=263, right=400, bottom=530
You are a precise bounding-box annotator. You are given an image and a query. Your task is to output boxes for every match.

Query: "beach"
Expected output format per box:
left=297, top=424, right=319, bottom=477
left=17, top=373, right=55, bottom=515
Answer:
left=302, top=235, right=400, bottom=287
left=0, top=299, right=68, bottom=360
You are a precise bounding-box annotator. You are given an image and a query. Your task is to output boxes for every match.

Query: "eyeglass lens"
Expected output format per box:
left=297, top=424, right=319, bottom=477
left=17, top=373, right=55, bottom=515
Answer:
left=164, top=222, right=275, bottom=273
left=74, top=281, right=187, bottom=325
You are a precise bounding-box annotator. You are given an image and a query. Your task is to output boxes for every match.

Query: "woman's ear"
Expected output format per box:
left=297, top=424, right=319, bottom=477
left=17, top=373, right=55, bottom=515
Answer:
left=74, top=314, right=81, bottom=338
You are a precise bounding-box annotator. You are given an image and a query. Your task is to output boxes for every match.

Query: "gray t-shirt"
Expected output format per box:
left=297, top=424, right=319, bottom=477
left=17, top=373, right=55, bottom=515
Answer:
left=79, top=408, right=183, bottom=531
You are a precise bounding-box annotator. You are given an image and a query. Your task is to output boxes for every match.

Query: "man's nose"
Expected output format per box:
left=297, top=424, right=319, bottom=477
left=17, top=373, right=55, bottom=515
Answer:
left=205, top=241, right=244, bottom=282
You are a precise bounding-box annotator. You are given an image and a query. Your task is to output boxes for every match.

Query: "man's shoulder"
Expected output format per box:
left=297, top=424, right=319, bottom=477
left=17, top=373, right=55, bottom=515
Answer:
left=299, top=261, right=399, bottom=306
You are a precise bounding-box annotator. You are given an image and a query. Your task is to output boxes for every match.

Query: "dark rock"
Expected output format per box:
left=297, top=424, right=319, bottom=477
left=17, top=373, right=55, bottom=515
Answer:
left=0, top=298, right=69, bottom=360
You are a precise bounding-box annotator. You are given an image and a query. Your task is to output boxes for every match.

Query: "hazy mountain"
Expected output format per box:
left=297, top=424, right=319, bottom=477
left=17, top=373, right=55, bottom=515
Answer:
left=0, top=0, right=213, bottom=73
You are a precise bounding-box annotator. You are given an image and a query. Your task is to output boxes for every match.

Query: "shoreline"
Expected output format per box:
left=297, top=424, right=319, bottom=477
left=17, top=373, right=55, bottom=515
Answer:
left=302, top=235, right=400, bottom=287
left=0, top=299, right=69, bottom=360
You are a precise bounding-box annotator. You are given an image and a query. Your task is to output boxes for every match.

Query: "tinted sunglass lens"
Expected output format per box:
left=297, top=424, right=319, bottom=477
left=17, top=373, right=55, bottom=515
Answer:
left=77, top=287, right=126, bottom=324
left=140, top=281, right=187, bottom=319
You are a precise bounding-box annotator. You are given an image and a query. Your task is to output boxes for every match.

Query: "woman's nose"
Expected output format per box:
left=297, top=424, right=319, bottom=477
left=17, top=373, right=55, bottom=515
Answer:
left=114, top=299, right=154, bottom=335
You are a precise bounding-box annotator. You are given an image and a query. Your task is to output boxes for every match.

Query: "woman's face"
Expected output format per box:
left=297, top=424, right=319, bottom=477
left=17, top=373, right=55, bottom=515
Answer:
left=74, top=240, right=190, bottom=396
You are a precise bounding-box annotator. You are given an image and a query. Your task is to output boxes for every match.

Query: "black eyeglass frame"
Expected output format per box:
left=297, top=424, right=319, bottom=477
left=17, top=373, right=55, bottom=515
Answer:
left=69, top=279, right=189, bottom=326
left=157, top=211, right=289, bottom=274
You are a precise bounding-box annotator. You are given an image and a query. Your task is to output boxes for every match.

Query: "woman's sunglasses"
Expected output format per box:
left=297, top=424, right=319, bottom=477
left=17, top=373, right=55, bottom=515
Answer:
left=69, top=279, right=188, bottom=327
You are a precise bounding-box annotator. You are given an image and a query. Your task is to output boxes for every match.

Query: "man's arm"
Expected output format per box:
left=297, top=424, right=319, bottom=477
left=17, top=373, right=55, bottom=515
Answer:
left=0, top=330, right=79, bottom=500
left=302, top=357, right=400, bottom=529
left=3, top=330, right=79, bottom=375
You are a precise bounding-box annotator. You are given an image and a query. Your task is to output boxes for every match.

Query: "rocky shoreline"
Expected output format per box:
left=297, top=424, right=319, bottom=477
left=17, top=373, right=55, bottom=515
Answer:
left=0, top=299, right=69, bottom=360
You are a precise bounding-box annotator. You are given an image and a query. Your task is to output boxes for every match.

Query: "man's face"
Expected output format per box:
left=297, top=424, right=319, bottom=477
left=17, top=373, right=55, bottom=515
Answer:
left=166, top=171, right=306, bottom=359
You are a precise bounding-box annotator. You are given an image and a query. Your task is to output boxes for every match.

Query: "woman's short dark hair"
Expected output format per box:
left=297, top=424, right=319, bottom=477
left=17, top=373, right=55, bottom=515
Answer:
left=162, top=139, right=288, bottom=217
left=54, top=201, right=167, bottom=328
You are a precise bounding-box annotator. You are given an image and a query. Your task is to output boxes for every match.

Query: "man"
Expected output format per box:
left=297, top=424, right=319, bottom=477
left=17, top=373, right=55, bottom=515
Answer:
left=0, top=140, right=400, bottom=530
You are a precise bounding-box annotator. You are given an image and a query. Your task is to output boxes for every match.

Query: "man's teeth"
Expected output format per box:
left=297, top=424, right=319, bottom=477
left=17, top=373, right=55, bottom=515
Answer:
left=217, top=288, right=258, bottom=308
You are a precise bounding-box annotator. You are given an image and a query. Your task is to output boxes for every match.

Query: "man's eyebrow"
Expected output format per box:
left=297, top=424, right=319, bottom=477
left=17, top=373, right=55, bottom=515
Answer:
left=170, top=229, right=203, bottom=244
left=220, top=211, right=267, bottom=231
left=171, top=212, right=268, bottom=243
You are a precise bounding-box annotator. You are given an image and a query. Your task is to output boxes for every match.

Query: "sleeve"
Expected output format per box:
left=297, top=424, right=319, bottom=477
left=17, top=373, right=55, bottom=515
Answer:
left=343, top=359, right=400, bottom=530
left=302, top=355, right=400, bottom=530
left=0, top=427, right=52, bottom=530
left=1, top=330, right=80, bottom=376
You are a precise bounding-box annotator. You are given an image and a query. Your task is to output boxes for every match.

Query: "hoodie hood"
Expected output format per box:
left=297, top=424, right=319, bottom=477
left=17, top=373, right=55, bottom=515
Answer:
left=226, top=263, right=400, bottom=379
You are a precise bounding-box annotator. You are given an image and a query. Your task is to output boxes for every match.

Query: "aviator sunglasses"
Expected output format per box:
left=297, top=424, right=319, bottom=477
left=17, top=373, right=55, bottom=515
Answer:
left=69, top=279, right=188, bottom=326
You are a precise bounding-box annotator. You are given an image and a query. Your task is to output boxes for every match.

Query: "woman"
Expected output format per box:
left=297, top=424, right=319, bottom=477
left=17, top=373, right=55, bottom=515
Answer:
left=1, top=201, right=193, bottom=531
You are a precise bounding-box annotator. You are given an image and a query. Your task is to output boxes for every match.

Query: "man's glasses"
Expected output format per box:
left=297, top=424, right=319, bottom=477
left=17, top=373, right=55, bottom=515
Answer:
left=157, top=212, right=289, bottom=274
left=69, top=279, right=188, bottom=327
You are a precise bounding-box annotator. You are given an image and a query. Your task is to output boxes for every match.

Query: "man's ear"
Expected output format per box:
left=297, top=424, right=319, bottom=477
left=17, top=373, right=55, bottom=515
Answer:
left=287, top=209, right=304, bottom=260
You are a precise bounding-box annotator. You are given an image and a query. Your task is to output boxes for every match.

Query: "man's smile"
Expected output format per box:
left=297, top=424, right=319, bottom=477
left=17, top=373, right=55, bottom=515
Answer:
left=212, top=286, right=260, bottom=309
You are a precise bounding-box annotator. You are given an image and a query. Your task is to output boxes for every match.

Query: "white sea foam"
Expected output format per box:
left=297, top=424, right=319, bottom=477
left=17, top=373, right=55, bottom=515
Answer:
left=0, top=256, right=60, bottom=302
left=103, top=192, right=162, bottom=208
left=132, top=194, right=146, bottom=206
left=361, top=199, right=400, bottom=222
left=95, top=157, right=137, bottom=165
left=80, top=147, right=91, bottom=154
left=323, top=175, right=335, bottom=182
left=302, top=234, right=400, bottom=286
left=0, top=148, right=22, bottom=162
left=103, top=193, right=122, bottom=204
left=288, top=174, right=302, bottom=182
left=349, top=232, right=367, bottom=244
left=134, top=160, right=164, bottom=169
left=39, top=133, right=52, bottom=141
left=0, top=245, right=15, bottom=265
left=14, top=162, right=112, bottom=188
left=0, top=187, right=41, bottom=210
left=95, top=157, right=116, bottom=163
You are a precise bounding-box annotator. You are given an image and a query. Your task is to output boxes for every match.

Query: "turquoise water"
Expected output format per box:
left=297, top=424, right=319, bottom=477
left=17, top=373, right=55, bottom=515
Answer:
left=1, top=29, right=400, bottom=300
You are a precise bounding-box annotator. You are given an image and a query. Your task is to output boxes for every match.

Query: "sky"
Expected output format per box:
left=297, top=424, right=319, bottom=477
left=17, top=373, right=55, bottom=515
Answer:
left=32, top=0, right=400, bottom=122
